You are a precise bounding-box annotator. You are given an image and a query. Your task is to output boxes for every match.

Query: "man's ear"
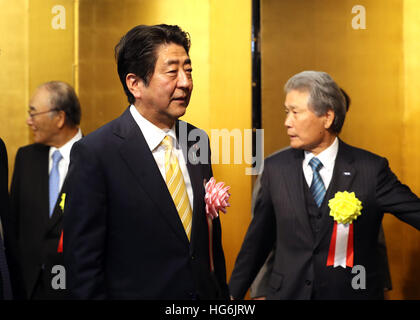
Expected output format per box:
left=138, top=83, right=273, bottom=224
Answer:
left=324, top=109, right=335, bottom=130
left=126, top=73, right=143, bottom=101
left=56, top=110, right=66, bottom=129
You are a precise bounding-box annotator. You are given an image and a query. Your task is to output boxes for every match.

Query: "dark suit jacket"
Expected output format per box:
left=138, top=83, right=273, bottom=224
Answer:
left=10, top=143, right=68, bottom=299
left=229, top=139, right=420, bottom=300
left=63, top=108, right=229, bottom=299
left=0, top=138, right=11, bottom=299
left=249, top=175, right=392, bottom=298
left=0, top=138, right=8, bottom=229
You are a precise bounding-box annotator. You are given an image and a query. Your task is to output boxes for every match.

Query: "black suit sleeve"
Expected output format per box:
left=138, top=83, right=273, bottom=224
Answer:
left=211, top=205, right=229, bottom=298
left=63, top=141, right=107, bottom=299
left=0, top=139, right=8, bottom=225
left=249, top=175, right=274, bottom=299
left=1, top=141, right=26, bottom=299
left=375, top=157, right=420, bottom=228
left=229, top=161, right=276, bottom=299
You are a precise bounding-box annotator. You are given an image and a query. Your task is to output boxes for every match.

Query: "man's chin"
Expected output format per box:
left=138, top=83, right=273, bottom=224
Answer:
left=32, top=134, right=46, bottom=145
left=32, top=134, right=40, bottom=143
left=289, top=140, right=302, bottom=150
left=173, top=105, right=188, bottom=118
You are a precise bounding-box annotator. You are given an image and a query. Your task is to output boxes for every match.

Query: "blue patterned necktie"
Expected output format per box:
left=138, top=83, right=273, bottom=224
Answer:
left=309, top=157, right=326, bottom=207
left=49, top=150, right=62, bottom=217
left=0, top=233, right=12, bottom=299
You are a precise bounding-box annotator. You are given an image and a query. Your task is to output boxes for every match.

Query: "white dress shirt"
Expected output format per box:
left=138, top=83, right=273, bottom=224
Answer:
left=303, top=137, right=339, bottom=189
left=49, top=128, right=83, bottom=191
left=129, top=105, right=194, bottom=210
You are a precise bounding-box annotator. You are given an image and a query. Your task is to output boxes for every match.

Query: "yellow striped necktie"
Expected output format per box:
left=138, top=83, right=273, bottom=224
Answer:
left=161, top=135, right=193, bottom=241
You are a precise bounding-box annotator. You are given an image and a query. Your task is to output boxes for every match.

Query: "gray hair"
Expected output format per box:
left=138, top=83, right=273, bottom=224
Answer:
left=284, top=71, right=346, bottom=134
left=40, top=81, right=81, bottom=127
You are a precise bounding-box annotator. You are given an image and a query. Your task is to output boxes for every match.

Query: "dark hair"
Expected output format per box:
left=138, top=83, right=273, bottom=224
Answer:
left=43, top=81, right=81, bottom=127
left=115, top=24, right=191, bottom=104
left=284, top=71, right=347, bottom=134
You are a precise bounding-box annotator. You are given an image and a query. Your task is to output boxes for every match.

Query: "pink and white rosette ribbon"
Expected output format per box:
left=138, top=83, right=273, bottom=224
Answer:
left=204, top=177, right=231, bottom=219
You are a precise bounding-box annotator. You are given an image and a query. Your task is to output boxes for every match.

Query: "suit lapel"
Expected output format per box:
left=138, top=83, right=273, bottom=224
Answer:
left=117, top=109, right=189, bottom=245
left=48, top=133, right=85, bottom=233
left=315, top=139, right=357, bottom=247
left=177, top=121, right=207, bottom=247
left=47, top=180, right=67, bottom=234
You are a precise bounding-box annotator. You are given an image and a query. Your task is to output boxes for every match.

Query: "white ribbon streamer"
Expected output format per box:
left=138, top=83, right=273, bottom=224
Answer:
left=334, top=223, right=350, bottom=268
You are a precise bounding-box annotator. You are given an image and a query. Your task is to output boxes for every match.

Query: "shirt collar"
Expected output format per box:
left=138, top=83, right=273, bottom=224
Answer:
left=129, top=105, right=177, bottom=151
left=303, top=137, right=339, bottom=171
left=49, top=128, right=83, bottom=163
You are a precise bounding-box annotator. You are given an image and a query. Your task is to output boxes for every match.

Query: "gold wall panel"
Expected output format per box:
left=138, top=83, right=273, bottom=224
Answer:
left=209, top=0, right=252, bottom=284
left=0, top=0, right=29, bottom=180
left=28, top=0, right=76, bottom=92
left=390, top=0, right=420, bottom=299
left=1, top=0, right=76, bottom=182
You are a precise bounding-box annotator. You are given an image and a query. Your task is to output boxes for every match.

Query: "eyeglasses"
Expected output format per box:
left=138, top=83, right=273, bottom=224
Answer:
left=27, top=108, right=60, bottom=119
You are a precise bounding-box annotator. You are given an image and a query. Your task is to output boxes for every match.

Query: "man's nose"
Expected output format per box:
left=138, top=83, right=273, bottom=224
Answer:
left=26, top=115, right=33, bottom=126
left=284, top=113, right=292, bottom=127
left=177, top=70, right=192, bottom=88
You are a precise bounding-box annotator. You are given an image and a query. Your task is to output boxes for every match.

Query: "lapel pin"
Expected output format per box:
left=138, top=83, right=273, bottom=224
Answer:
left=343, top=172, right=351, bottom=176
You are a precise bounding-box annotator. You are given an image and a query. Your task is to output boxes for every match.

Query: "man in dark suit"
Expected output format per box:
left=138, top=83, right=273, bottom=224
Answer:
left=10, top=81, right=82, bottom=299
left=229, top=71, right=420, bottom=300
left=0, top=138, right=13, bottom=300
left=63, top=24, right=229, bottom=299
left=247, top=88, right=392, bottom=299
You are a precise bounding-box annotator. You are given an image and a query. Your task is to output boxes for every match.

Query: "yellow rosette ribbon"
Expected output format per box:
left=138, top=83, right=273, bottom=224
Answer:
left=327, top=191, right=362, bottom=268
left=59, top=193, right=66, bottom=212
left=328, top=191, right=362, bottom=224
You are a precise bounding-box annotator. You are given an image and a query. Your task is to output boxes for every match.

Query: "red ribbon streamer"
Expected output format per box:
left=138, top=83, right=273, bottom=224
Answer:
left=326, top=222, right=354, bottom=268
left=326, top=222, right=337, bottom=266
left=57, top=231, right=63, bottom=253
left=346, top=223, right=354, bottom=267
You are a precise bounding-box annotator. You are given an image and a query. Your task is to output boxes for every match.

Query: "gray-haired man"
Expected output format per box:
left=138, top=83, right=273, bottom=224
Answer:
left=229, top=71, right=420, bottom=300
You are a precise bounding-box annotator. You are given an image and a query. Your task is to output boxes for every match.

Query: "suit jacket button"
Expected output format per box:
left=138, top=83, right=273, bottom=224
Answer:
left=305, top=280, right=312, bottom=286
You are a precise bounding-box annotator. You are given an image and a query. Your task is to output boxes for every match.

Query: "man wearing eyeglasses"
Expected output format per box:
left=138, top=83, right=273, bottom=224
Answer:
left=9, top=81, right=82, bottom=299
